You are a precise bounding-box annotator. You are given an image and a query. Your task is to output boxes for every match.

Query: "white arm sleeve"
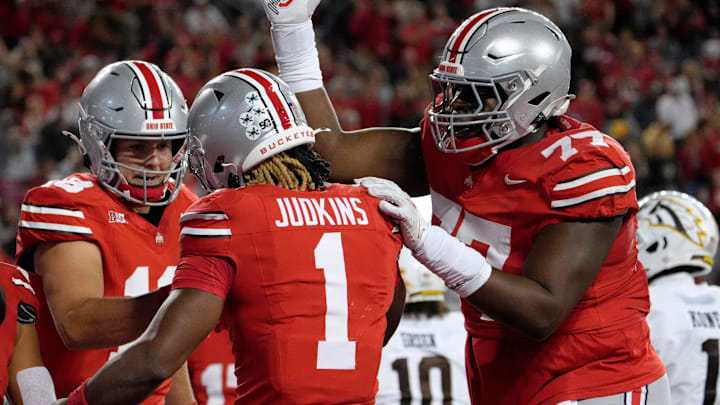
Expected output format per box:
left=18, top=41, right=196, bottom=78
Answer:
left=414, top=226, right=492, bottom=298
left=16, top=367, right=57, bottom=404
left=271, top=21, right=323, bottom=93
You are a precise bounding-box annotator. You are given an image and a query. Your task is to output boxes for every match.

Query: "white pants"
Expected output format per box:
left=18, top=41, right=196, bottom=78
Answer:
left=556, top=374, right=670, bottom=405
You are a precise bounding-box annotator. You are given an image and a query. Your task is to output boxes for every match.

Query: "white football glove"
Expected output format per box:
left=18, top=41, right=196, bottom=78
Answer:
left=260, top=0, right=321, bottom=27
left=356, top=177, right=428, bottom=253
left=257, top=0, right=324, bottom=93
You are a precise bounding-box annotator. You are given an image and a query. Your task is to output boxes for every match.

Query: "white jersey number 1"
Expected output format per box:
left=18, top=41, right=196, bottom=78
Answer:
left=314, top=232, right=357, bottom=370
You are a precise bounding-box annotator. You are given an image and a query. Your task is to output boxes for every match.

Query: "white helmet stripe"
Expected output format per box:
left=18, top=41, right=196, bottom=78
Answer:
left=126, top=61, right=169, bottom=120
left=445, top=8, right=512, bottom=64
left=229, top=68, right=296, bottom=131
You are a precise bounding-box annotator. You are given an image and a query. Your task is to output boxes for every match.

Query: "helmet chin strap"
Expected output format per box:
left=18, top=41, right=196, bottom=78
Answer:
left=118, top=182, right=167, bottom=202
left=116, top=170, right=170, bottom=203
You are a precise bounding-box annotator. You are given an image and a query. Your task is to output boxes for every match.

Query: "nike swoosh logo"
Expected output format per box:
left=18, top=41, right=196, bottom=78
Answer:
left=504, top=174, right=527, bottom=185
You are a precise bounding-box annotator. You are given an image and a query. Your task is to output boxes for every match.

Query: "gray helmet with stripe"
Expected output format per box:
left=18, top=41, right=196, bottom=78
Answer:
left=75, top=60, right=190, bottom=205
left=428, top=7, right=573, bottom=166
left=187, top=68, right=315, bottom=192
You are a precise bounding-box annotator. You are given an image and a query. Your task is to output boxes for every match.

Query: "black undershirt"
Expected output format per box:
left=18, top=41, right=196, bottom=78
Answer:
left=138, top=205, right=166, bottom=227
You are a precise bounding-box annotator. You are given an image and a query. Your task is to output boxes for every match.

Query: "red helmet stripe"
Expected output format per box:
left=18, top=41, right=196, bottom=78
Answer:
left=134, top=61, right=166, bottom=120
left=446, top=8, right=508, bottom=64
left=237, top=69, right=293, bottom=130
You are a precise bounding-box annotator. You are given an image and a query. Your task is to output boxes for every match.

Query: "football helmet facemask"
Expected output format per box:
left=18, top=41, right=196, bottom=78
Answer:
left=187, top=68, right=315, bottom=192
left=637, top=190, right=719, bottom=281
left=70, top=60, right=190, bottom=206
left=428, top=7, right=573, bottom=166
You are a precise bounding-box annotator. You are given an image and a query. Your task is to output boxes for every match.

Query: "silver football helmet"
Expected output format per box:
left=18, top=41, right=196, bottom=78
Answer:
left=428, top=7, right=573, bottom=165
left=637, top=191, right=719, bottom=281
left=187, top=68, right=315, bottom=192
left=73, top=60, right=190, bottom=206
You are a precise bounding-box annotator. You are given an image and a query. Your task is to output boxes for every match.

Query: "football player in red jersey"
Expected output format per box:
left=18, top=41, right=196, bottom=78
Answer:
left=187, top=329, right=236, bottom=404
left=15, top=60, right=196, bottom=404
left=0, top=263, right=56, bottom=404
left=57, top=68, right=405, bottom=405
left=260, top=2, right=671, bottom=404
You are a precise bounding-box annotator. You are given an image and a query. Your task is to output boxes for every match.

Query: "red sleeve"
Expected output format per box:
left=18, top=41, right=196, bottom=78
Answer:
left=13, top=269, right=39, bottom=312
left=543, top=137, right=638, bottom=220
left=15, top=178, right=101, bottom=268
left=172, top=255, right=235, bottom=300
left=178, top=193, right=237, bottom=263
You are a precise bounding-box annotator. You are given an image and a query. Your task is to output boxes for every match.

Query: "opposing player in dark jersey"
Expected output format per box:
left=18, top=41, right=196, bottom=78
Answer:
left=260, top=1, right=670, bottom=404
left=58, top=68, right=405, bottom=405
left=0, top=263, right=56, bottom=404
left=16, top=60, right=195, bottom=403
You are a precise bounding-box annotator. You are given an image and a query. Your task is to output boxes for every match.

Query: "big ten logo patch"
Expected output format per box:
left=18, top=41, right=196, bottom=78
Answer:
left=239, top=91, right=273, bottom=140
left=108, top=211, right=128, bottom=224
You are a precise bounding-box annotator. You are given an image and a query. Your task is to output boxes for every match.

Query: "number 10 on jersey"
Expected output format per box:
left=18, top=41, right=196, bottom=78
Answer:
left=314, top=232, right=357, bottom=370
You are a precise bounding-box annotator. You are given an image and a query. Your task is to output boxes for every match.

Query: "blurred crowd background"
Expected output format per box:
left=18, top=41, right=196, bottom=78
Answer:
left=1, top=0, right=719, bottom=267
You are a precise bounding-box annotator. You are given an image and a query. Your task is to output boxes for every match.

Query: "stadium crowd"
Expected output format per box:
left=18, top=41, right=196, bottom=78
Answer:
left=0, top=0, right=719, bottom=266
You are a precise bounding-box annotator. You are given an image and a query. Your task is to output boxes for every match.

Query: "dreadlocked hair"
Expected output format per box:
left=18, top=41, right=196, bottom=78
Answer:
left=243, top=145, right=331, bottom=191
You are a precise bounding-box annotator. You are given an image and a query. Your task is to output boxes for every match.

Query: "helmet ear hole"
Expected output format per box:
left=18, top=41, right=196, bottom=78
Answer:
left=646, top=241, right=658, bottom=253
left=213, top=156, right=226, bottom=173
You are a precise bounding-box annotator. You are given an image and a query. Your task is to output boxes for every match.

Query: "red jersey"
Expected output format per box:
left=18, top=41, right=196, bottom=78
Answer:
left=188, top=329, right=236, bottom=405
left=174, top=183, right=403, bottom=405
left=0, top=263, right=39, bottom=396
left=421, top=115, right=665, bottom=404
left=15, top=173, right=197, bottom=402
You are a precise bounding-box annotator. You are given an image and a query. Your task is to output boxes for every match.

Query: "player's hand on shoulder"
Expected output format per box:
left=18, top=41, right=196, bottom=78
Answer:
left=259, top=0, right=321, bottom=26
left=356, top=177, right=428, bottom=252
